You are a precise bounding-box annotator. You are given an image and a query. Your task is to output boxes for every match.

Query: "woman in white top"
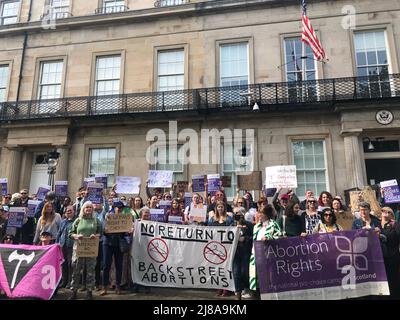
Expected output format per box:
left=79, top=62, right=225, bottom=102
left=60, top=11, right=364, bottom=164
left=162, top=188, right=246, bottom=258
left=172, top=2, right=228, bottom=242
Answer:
left=33, top=202, right=62, bottom=244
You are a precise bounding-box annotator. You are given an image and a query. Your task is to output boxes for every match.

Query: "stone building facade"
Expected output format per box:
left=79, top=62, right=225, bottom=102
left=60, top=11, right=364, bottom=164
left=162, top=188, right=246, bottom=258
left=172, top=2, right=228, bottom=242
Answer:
left=0, top=0, right=399, bottom=200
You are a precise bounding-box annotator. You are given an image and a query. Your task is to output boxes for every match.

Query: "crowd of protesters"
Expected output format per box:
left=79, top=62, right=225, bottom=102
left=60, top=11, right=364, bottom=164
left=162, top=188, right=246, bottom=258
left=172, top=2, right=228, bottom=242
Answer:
left=0, top=180, right=400, bottom=301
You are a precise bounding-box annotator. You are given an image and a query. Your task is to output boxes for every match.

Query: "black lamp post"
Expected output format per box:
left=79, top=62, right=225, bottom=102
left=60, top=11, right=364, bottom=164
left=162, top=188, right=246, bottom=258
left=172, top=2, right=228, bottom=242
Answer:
left=46, top=150, right=60, bottom=191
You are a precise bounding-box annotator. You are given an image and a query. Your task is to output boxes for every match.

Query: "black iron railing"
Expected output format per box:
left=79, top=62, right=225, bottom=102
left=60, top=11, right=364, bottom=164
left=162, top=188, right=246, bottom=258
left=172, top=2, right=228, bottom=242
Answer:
left=1, top=74, right=399, bottom=122
left=95, top=5, right=129, bottom=14
left=154, top=0, right=189, bottom=7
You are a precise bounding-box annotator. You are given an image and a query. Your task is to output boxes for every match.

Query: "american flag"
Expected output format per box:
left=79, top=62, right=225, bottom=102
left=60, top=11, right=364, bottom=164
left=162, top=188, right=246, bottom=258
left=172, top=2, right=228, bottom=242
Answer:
left=301, top=0, right=326, bottom=61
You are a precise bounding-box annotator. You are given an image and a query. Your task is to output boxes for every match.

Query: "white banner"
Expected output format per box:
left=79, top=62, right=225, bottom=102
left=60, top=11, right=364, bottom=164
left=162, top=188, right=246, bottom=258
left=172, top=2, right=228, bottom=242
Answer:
left=148, top=170, right=173, bottom=188
left=115, top=176, right=141, bottom=194
left=131, top=221, right=239, bottom=291
left=265, top=165, right=298, bottom=188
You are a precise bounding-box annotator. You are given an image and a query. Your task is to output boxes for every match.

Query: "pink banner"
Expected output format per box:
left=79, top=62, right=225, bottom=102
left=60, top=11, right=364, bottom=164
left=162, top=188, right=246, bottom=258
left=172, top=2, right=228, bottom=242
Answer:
left=0, top=244, right=64, bottom=300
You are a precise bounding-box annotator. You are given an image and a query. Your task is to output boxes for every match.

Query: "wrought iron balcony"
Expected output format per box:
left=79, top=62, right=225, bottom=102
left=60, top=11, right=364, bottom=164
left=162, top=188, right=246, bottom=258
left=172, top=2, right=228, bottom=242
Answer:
left=95, top=5, right=129, bottom=14
left=40, top=11, right=73, bottom=20
left=154, top=0, right=189, bottom=7
left=1, top=74, right=400, bottom=122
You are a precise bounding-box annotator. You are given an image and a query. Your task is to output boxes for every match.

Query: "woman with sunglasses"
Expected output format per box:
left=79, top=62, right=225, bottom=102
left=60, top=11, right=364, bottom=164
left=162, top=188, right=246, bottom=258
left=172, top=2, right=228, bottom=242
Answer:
left=301, top=197, right=321, bottom=236
left=313, top=208, right=342, bottom=233
left=376, top=207, right=400, bottom=299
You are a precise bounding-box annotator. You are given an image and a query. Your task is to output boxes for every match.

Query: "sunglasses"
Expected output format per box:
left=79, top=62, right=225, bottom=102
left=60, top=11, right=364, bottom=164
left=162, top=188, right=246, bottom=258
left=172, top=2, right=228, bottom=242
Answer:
left=5, top=237, right=13, bottom=240
left=21, top=192, right=27, bottom=194
left=324, top=213, right=332, bottom=216
left=237, top=202, right=244, bottom=204
left=308, top=201, right=316, bottom=203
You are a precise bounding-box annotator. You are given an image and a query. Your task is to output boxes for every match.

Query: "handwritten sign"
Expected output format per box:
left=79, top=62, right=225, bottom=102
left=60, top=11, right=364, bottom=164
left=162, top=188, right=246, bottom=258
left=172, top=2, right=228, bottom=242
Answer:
left=27, top=200, right=41, bottom=218
left=207, top=174, right=220, bottom=192
left=104, top=214, right=133, bottom=233
left=265, top=165, right=297, bottom=189
left=150, top=208, right=166, bottom=222
left=86, top=182, right=104, bottom=204
left=237, top=171, right=262, bottom=190
left=115, top=176, right=141, bottom=194
left=192, top=175, right=205, bottom=193
left=0, top=178, right=7, bottom=196
left=350, top=187, right=382, bottom=216
left=55, top=181, right=68, bottom=197
left=36, top=184, right=51, bottom=201
left=76, top=237, right=100, bottom=258
left=7, top=207, right=26, bottom=228
left=189, top=206, right=207, bottom=223
left=148, top=170, right=173, bottom=188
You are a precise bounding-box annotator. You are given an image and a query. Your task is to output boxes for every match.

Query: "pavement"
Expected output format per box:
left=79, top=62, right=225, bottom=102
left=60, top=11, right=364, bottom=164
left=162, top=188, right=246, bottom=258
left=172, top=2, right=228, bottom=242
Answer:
left=53, top=287, right=240, bottom=300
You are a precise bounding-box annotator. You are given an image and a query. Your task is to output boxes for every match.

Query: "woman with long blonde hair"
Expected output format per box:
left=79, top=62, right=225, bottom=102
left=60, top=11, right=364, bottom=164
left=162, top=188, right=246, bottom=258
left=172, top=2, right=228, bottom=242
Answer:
left=33, top=202, right=62, bottom=244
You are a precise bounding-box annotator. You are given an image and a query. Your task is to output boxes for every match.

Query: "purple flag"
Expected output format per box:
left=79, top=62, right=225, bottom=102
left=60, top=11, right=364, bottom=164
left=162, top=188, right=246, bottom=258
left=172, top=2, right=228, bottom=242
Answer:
left=0, top=244, right=63, bottom=300
left=255, top=230, right=389, bottom=300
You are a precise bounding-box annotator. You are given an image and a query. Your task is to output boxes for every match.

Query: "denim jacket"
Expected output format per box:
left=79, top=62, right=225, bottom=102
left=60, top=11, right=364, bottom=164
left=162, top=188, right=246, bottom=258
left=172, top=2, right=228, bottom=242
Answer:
left=56, top=218, right=75, bottom=248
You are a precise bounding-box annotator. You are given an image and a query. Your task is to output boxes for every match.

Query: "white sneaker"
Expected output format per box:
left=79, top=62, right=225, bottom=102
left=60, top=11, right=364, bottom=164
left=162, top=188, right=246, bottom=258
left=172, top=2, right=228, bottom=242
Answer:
left=241, top=292, right=252, bottom=299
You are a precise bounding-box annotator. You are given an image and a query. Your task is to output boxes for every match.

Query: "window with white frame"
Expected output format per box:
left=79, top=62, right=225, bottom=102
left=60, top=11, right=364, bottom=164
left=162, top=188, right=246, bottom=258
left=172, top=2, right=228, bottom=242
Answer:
left=221, top=142, right=253, bottom=199
left=50, top=0, right=70, bottom=19
left=292, top=140, right=327, bottom=197
left=284, top=38, right=317, bottom=102
left=157, top=49, right=184, bottom=92
left=89, top=148, right=116, bottom=187
left=38, top=60, right=63, bottom=100
left=0, top=64, right=9, bottom=102
left=95, top=55, right=121, bottom=96
left=159, top=0, right=186, bottom=7
left=354, top=30, right=391, bottom=97
left=220, top=42, right=249, bottom=87
left=152, top=145, right=184, bottom=183
left=103, top=0, right=125, bottom=13
left=0, top=0, right=20, bottom=25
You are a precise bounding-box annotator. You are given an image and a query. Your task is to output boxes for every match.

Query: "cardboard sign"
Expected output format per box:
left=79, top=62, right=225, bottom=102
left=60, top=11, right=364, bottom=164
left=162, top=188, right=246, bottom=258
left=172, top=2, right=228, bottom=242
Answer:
left=104, top=214, right=133, bottom=233
left=76, top=237, right=100, bottom=258
left=237, top=171, right=262, bottom=190
left=55, top=181, right=68, bottom=197
left=265, top=165, right=297, bottom=189
left=221, top=176, right=232, bottom=188
left=350, top=187, right=381, bottom=216
left=177, top=181, right=189, bottom=193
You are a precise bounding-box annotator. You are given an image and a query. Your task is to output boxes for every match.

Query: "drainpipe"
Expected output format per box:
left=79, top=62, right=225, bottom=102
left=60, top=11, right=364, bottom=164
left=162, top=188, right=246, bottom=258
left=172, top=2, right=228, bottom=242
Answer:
left=16, top=0, right=33, bottom=102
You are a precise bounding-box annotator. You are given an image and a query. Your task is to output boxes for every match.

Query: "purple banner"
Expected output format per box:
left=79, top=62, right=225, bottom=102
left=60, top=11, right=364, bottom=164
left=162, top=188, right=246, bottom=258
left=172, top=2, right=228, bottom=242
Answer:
left=383, top=185, right=400, bottom=204
left=207, top=174, right=220, bottom=193
left=192, top=175, right=205, bottom=193
left=0, top=178, right=7, bottom=196
left=255, top=230, right=389, bottom=300
left=7, top=208, right=26, bottom=228
left=55, top=181, right=68, bottom=197
left=36, top=185, right=51, bottom=201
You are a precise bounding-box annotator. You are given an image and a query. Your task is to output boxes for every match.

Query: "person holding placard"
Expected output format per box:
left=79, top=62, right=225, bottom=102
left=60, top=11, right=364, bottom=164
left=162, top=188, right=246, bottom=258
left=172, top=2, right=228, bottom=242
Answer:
left=149, top=195, right=159, bottom=209
left=69, top=201, right=101, bottom=300
left=278, top=201, right=303, bottom=237
left=332, top=198, right=354, bottom=231
left=352, top=201, right=381, bottom=231
left=129, top=196, right=143, bottom=220
left=184, top=193, right=206, bottom=224
left=33, top=202, right=62, bottom=244
left=166, top=198, right=185, bottom=224
left=207, top=189, right=233, bottom=221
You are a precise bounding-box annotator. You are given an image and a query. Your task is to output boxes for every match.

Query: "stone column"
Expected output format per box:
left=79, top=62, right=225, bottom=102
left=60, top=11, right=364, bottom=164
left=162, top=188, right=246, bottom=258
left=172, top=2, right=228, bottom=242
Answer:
left=6, top=146, right=23, bottom=194
left=343, top=132, right=365, bottom=189
left=54, top=146, right=70, bottom=183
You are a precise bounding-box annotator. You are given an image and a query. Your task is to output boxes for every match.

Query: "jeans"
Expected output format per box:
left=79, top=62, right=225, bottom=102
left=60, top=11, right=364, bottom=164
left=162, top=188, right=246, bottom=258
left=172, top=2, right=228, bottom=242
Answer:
left=232, top=248, right=251, bottom=293
left=61, top=246, right=73, bottom=287
left=102, top=243, right=123, bottom=287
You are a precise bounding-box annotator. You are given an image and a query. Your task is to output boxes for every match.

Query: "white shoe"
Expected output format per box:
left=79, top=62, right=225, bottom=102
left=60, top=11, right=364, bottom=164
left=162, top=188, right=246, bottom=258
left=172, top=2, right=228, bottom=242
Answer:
left=241, top=292, right=253, bottom=299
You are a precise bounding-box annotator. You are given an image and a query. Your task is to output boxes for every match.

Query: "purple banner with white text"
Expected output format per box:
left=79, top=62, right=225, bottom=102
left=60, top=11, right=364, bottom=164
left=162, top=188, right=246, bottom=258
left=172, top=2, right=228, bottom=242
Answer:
left=255, top=230, right=389, bottom=300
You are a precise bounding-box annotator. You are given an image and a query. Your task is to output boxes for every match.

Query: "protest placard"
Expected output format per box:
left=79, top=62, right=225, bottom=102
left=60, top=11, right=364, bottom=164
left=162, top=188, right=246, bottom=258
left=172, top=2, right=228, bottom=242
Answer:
left=255, top=230, right=389, bottom=300
left=83, top=177, right=95, bottom=189
left=237, top=171, right=262, bottom=190
left=362, top=186, right=382, bottom=216
left=265, top=165, right=297, bottom=188
left=184, top=193, right=192, bottom=209
left=148, top=170, right=173, bottom=188
left=27, top=200, right=41, bottom=218
left=55, top=181, right=68, bottom=197
left=132, top=221, right=239, bottom=290
left=189, top=206, right=207, bottom=223
left=192, top=175, right=205, bottom=193
left=150, top=208, right=166, bottom=223
left=207, top=174, right=220, bottom=192
left=7, top=207, right=26, bottom=228
left=264, top=188, right=277, bottom=197
left=86, top=182, right=104, bottom=204
left=221, top=176, right=232, bottom=188
left=115, top=176, right=141, bottom=194
left=104, top=213, right=133, bottom=233
left=380, top=179, right=400, bottom=204
left=0, top=178, right=7, bottom=196
left=168, top=215, right=183, bottom=225
left=159, top=200, right=171, bottom=215
left=76, top=237, right=100, bottom=258
left=95, top=174, right=108, bottom=189
left=36, top=185, right=51, bottom=201
left=177, top=181, right=189, bottom=193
